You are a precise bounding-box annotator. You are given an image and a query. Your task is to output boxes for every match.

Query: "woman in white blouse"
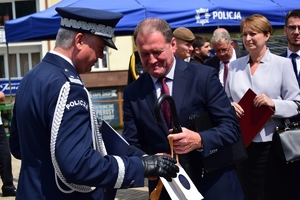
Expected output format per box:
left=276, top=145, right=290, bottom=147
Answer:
left=225, top=14, right=300, bottom=200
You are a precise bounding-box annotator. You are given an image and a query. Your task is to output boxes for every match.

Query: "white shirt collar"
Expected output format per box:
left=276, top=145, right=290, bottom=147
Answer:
left=287, top=49, right=300, bottom=58
left=50, top=50, right=75, bottom=67
left=151, top=57, right=176, bottom=84
left=219, top=49, right=237, bottom=65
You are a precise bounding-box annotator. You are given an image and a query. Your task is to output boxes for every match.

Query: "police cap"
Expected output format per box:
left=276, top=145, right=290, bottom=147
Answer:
left=55, top=7, right=123, bottom=50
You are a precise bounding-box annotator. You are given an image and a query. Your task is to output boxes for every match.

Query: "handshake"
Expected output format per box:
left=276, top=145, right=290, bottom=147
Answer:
left=140, top=155, right=179, bottom=181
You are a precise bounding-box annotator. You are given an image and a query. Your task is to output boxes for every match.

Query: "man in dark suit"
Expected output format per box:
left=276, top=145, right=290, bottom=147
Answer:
left=205, top=28, right=248, bottom=87
left=281, top=9, right=300, bottom=192
left=281, top=9, right=300, bottom=87
left=122, top=18, right=244, bottom=200
left=281, top=10, right=300, bottom=123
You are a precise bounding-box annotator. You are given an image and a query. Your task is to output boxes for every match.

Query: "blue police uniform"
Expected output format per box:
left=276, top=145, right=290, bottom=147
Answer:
left=10, top=52, right=145, bottom=200
left=9, top=7, right=145, bottom=200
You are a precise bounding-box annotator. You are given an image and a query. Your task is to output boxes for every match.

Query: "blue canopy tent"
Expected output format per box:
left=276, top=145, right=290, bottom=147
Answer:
left=5, top=0, right=299, bottom=43
left=4, top=0, right=146, bottom=42
left=138, top=0, right=293, bottom=34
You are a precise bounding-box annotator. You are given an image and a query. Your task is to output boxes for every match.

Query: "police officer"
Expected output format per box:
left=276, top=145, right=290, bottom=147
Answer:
left=9, top=7, right=178, bottom=200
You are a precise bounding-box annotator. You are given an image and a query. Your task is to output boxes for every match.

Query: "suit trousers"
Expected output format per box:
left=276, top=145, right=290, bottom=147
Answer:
left=0, top=124, right=14, bottom=192
left=236, top=141, right=300, bottom=200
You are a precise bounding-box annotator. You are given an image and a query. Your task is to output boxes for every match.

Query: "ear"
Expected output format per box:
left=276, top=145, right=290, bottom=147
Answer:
left=265, top=32, right=271, bottom=42
left=74, top=33, right=84, bottom=50
left=283, top=26, right=287, bottom=36
left=194, top=47, right=200, bottom=53
left=171, top=37, right=177, bottom=53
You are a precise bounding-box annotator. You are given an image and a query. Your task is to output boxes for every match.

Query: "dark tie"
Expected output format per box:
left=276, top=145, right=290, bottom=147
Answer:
left=223, top=61, right=229, bottom=87
left=158, top=77, right=172, bottom=128
left=290, top=53, right=299, bottom=78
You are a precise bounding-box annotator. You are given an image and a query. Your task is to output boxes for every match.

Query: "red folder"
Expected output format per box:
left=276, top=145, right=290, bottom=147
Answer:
left=238, top=89, right=275, bottom=147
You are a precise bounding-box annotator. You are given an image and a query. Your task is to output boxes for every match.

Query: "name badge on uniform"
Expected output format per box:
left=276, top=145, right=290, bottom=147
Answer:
left=65, top=99, right=88, bottom=111
left=68, top=75, right=83, bottom=85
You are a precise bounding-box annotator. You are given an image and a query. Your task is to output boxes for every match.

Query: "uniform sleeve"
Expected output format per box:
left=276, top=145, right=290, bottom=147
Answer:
left=53, top=82, right=145, bottom=189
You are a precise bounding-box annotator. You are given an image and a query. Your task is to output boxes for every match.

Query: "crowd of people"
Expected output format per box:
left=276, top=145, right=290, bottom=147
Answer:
left=1, top=4, right=300, bottom=200
left=126, top=9, right=300, bottom=200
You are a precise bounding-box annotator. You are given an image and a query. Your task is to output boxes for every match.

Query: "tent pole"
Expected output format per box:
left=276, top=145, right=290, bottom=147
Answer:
left=5, top=42, right=12, bottom=104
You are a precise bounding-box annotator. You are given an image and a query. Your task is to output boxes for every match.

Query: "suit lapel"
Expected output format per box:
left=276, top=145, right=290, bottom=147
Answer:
left=142, top=74, right=157, bottom=115
left=142, top=74, right=169, bottom=134
left=213, top=56, right=221, bottom=72
left=173, top=57, right=188, bottom=119
left=280, top=51, right=300, bottom=86
left=281, top=50, right=287, bottom=58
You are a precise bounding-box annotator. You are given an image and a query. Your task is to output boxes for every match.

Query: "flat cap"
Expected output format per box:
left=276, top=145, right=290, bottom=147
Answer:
left=55, top=7, right=123, bottom=50
left=173, top=27, right=195, bottom=43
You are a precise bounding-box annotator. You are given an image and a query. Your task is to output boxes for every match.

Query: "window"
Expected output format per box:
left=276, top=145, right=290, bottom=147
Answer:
left=92, top=47, right=108, bottom=71
left=15, top=0, right=36, bottom=18
left=0, top=0, right=39, bottom=78
left=20, top=53, right=29, bottom=75
left=0, top=3, right=12, bottom=26
left=8, top=51, right=40, bottom=78
left=0, top=0, right=36, bottom=26
left=0, top=55, right=4, bottom=78
left=8, top=54, right=17, bottom=77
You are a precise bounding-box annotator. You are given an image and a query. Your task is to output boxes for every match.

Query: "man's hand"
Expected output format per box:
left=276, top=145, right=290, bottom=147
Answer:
left=170, top=127, right=202, bottom=154
left=140, top=155, right=179, bottom=182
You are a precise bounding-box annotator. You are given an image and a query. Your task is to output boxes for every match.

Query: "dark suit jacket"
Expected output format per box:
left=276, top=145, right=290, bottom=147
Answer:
left=204, top=50, right=248, bottom=72
left=281, top=50, right=300, bottom=87
left=281, top=51, right=288, bottom=58
left=122, top=56, right=244, bottom=200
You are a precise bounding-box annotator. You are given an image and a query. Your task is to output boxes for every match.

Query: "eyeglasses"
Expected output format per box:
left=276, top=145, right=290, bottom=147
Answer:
left=286, top=25, right=300, bottom=32
left=215, top=45, right=231, bottom=55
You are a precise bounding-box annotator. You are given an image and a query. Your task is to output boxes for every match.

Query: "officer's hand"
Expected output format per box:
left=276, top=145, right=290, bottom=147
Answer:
left=140, top=155, right=179, bottom=182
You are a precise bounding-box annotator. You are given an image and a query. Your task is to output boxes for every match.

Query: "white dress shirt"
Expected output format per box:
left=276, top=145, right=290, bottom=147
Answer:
left=218, top=49, right=237, bottom=87
left=152, top=58, right=176, bottom=98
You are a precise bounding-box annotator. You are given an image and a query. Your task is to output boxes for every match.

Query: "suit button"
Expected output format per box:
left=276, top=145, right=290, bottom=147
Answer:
left=130, top=180, right=135, bottom=185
